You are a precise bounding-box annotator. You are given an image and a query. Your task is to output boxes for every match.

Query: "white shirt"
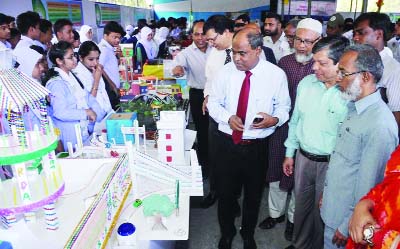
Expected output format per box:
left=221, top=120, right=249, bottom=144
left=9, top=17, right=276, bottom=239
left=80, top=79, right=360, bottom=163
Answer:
left=204, top=47, right=232, bottom=97
left=263, top=32, right=291, bottom=62
left=388, top=37, right=400, bottom=63
left=172, top=43, right=212, bottom=89
left=13, top=35, right=36, bottom=62
left=98, top=38, right=120, bottom=88
left=379, top=48, right=400, bottom=112
left=207, top=59, right=291, bottom=139
left=0, top=41, right=8, bottom=50
left=73, top=62, right=113, bottom=113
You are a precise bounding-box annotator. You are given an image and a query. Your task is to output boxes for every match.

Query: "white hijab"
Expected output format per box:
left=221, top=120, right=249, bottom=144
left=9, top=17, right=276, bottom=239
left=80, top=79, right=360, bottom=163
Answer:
left=156, top=27, right=169, bottom=46
left=79, top=25, right=92, bottom=43
left=125, top=25, right=134, bottom=38
left=17, top=47, right=43, bottom=79
left=73, top=62, right=112, bottom=113
left=137, top=26, right=157, bottom=59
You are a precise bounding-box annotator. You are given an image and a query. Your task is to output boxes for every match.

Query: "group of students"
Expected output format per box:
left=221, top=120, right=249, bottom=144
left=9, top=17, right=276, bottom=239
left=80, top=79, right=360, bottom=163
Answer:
left=0, top=11, right=125, bottom=152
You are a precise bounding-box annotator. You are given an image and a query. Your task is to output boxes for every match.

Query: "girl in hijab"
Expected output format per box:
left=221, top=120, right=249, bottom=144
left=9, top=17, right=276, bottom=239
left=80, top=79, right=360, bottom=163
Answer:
left=17, top=47, right=47, bottom=82
left=79, top=25, right=93, bottom=43
left=156, top=26, right=170, bottom=58
left=43, top=41, right=105, bottom=151
left=135, top=26, right=158, bottom=69
left=73, top=41, right=113, bottom=114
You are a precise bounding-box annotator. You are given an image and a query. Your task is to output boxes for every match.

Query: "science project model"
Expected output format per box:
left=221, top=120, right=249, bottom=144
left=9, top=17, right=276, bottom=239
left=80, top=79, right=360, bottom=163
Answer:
left=0, top=68, right=63, bottom=231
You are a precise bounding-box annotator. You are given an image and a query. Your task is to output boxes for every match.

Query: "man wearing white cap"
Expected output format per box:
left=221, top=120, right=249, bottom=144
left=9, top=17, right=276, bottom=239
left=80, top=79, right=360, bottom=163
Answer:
left=259, top=17, right=322, bottom=243
left=282, top=18, right=349, bottom=249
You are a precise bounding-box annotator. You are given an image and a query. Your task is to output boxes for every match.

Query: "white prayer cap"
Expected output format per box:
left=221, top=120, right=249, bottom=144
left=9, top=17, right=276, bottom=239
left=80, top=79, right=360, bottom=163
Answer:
left=297, top=18, right=322, bottom=35
left=17, top=48, right=43, bottom=78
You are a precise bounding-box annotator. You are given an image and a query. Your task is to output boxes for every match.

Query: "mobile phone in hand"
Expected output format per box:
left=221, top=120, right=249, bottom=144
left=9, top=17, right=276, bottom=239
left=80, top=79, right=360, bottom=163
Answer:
left=253, top=115, right=264, bottom=124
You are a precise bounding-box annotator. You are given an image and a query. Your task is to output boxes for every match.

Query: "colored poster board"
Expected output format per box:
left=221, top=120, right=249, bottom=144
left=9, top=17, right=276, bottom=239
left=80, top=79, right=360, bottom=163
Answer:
left=32, top=0, right=82, bottom=26
left=95, top=3, right=121, bottom=26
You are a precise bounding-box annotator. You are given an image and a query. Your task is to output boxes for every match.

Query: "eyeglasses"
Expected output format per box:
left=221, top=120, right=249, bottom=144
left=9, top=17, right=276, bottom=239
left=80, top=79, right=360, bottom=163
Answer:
left=294, top=36, right=320, bottom=46
left=64, top=55, right=76, bottom=60
left=338, top=70, right=366, bottom=78
left=207, top=33, right=219, bottom=43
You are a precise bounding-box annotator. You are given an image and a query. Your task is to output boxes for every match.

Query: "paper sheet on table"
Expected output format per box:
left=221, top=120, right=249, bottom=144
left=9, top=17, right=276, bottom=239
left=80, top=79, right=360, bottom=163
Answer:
left=184, top=129, right=196, bottom=151
left=0, top=219, right=54, bottom=248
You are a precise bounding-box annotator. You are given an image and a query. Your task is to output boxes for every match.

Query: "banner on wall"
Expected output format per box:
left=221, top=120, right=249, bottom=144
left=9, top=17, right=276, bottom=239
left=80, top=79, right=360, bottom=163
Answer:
left=32, top=0, right=83, bottom=26
left=284, top=0, right=337, bottom=16
left=95, top=3, right=121, bottom=27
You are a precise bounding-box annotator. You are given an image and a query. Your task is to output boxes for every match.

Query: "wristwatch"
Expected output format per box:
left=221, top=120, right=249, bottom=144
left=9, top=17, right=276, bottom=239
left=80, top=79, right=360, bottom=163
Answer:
left=363, top=225, right=375, bottom=246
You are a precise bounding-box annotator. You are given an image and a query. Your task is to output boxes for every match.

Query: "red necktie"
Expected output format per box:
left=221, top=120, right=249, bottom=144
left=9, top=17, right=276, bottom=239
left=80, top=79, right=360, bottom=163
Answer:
left=232, top=71, right=252, bottom=144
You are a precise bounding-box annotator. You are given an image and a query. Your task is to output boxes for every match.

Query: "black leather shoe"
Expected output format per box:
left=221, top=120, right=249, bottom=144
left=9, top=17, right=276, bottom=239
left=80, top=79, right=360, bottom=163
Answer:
left=201, top=192, right=217, bottom=208
left=284, top=221, right=294, bottom=241
left=234, top=201, right=241, bottom=217
left=243, top=236, right=257, bottom=249
left=285, top=245, right=295, bottom=249
left=218, top=236, right=233, bottom=249
left=258, top=215, right=285, bottom=229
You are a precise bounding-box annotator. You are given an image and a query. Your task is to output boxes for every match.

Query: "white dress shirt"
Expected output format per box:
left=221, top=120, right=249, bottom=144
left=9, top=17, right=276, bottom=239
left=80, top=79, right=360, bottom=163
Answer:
left=379, top=48, right=400, bottom=112
left=204, top=46, right=232, bottom=97
left=263, top=32, right=291, bottom=62
left=388, top=37, right=400, bottom=63
left=98, top=38, right=120, bottom=88
left=13, top=35, right=36, bottom=62
left=172, top=42, right=212, bottom=89
left=207, top=59, right=291, bottom=139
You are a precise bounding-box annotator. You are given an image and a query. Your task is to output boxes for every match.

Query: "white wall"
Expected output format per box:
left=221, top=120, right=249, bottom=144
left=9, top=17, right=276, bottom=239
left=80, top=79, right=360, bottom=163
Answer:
left=0, top=0, right=33, bottom=17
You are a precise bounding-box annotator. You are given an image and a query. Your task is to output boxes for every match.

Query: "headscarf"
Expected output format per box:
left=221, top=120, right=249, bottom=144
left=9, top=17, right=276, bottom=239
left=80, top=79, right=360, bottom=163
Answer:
left=79, top=25, right=92, bottom=43
left=137, top=26, right=157, bottom=59
left=17, top=47, right=43, bottom=79
left=125, top=24, right=134, bottom=38
left=156, top=27, right=169, bottom=46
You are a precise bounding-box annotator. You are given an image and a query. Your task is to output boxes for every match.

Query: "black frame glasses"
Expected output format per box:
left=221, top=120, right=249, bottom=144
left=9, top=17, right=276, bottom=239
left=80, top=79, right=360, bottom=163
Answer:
left=294, top=36, right=320, bottom=46
left=338, top=70, right=366, bottom=78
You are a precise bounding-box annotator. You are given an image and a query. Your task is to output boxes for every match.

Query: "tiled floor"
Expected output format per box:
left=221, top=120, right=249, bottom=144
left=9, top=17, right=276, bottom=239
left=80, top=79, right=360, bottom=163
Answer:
left=176, top=181, right=292, bottom=249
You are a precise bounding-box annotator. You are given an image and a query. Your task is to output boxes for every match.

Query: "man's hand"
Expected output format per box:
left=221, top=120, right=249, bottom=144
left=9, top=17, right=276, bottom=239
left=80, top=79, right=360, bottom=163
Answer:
left=251, top=112, right=278, bottom=129
left=114, top=46, right=122, bottom=57
left=228, top=115, right=244, bottom=131
left=202, top=96, right=209, bottom=115
left=332, top=229, right=348, bottom=248
left=85, top=109, right=97, bottom=122
left=348, top=199, right=377, bottom=244
left=282, top=157, right=294, bottom=176
left=172, top=66, right=185, bottom=77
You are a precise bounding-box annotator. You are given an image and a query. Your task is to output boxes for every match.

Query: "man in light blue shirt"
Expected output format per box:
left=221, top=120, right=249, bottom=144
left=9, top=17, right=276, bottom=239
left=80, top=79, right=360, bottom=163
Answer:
left=283, top=35, right=350, bottom=249
left=321, top=45, right=399, bottom=248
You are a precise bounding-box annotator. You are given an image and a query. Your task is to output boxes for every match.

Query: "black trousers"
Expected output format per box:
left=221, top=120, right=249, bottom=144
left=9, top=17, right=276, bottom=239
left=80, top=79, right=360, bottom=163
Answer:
left=208, top=117, right=219, bottom=193
left=216, top=132, right=267, bottom=238
left=189, top=88, right=209, bottom=175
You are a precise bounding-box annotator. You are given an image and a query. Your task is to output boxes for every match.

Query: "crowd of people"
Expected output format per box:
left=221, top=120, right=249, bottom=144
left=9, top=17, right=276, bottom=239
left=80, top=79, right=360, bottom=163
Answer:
left=1, top=8, right=400, bottom=249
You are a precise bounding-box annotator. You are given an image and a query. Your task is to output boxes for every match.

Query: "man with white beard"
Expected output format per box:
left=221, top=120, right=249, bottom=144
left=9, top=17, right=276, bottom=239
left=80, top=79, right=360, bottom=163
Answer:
left=321, top=44, right=399, bottom=249
left=259, top=18, right=321, bottom=243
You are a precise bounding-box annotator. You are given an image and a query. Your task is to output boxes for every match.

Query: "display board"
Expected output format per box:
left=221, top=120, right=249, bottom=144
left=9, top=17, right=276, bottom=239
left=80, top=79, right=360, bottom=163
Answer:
left=95, top=3, right=121, bottom=26
left=32, top=0, right=83, bottom=25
